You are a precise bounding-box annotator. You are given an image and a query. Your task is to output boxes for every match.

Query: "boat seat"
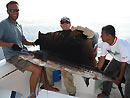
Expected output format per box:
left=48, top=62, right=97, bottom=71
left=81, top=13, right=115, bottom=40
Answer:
left=0, top=87, right=23, bottom=98
left=0, top=59, right=17, bottom=80
left=0, top=59, right=31, bottom=98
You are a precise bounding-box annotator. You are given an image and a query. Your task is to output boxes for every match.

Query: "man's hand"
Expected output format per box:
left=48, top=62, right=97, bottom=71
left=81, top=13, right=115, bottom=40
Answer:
left=60, top=66, right=65, bottom=72
left=93, top=76, right=98, bottom=80
left=114, top=77, right=122, bottom=85
left=71, top=26, right=77, bottom=31
left=31, top=42, right=35, bottom=46
left=12, top=44, right=22, bottom=51
left=34, top=39, right=40, bottom=45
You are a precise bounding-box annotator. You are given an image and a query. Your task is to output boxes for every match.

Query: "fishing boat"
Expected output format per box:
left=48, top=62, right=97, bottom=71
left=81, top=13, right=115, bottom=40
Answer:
left=0, top=31, right=124, bottom=98
left=0, top=46, right=124, bottom=98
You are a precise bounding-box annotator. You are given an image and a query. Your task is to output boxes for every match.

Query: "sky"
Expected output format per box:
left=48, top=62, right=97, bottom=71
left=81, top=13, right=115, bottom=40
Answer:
left=0, top=0, right=130, bottom=26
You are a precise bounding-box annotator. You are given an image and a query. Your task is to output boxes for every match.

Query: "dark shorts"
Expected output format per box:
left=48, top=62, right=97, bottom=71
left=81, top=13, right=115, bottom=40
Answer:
left=7, top=54, right=33, bottom=73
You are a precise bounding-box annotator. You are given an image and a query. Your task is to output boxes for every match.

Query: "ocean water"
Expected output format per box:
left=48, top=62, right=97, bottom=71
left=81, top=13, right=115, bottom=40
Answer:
left=0, top=20, right=130, bottom=60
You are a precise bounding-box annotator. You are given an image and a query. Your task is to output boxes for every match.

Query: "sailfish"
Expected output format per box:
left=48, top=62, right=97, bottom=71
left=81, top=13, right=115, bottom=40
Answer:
left=21, top=30, right=114, bottom=81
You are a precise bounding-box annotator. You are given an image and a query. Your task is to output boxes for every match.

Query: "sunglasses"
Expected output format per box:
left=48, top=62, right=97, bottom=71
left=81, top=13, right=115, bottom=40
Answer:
left=7, top=9, right=19, bottom=12
left=60, top=21, right=70, bottom=24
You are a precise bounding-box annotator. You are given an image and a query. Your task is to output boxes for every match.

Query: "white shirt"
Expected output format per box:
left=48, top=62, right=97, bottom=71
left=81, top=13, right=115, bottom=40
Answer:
left=100, top=37, right=130, bottom=64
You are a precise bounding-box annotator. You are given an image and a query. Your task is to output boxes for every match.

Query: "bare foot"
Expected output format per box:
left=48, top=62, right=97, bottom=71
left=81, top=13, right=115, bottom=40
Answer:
left=45, top=86, right=59, bottom=92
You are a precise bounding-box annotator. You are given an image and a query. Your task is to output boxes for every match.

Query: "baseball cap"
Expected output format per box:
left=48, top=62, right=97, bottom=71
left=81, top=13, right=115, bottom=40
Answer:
left=60, top=16, right=71, bottom=24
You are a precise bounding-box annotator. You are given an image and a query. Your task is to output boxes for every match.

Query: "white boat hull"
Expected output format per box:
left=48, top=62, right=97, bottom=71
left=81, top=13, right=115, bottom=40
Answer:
left=0, top=59, right=123, bottom=98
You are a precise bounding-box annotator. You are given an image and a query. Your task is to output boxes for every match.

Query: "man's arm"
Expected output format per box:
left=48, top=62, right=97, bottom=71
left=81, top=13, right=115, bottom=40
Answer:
left=71, top=26, right=94, bottom=38
left=76, top=26, right=95, bottom=38
left=23, top=40, right=35, bottom=46
left=0, top=40, right=13, bottom=47
left=0, top=40, right=22, bottom=51
left=97, top=56, right=106, bottom=69
left=93, top=56, right=106, bottom=80
left=114, top=62, right=126, bottom=85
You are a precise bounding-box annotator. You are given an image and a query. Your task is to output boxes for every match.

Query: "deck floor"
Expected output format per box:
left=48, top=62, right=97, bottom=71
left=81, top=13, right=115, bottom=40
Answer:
left=37, top=74, right=123, bottom=98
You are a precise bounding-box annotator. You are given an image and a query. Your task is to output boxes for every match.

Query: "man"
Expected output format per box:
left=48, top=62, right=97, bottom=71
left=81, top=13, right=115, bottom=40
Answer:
left=36, top=16, right=97, bottom=96
left=41, top=17, right=77, bottom=96
left=0, top=1, right=58, bottom=98
left=97, top=25, right=130, bottom=98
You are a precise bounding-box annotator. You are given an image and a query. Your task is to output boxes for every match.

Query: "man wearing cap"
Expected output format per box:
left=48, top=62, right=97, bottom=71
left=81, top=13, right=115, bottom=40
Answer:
left=60, top=16, right=98, bottom=93
left=34, top=16, right=98, bottom=96
left=46, top=17, right=77, bottom=96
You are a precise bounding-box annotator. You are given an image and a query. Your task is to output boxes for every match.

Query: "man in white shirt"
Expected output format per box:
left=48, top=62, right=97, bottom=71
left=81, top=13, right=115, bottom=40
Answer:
left=97, top=25, right=130, bottom=98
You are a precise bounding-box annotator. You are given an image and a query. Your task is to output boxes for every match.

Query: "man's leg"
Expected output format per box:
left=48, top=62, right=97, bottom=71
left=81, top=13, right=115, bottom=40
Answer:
left=27, top=64, right=41, bottom=95
left=124, top=64, right=130, bottom=98
left=27, top=65, right=59, bottom=90
left=40, top=67, right=59, bottom=91
left=7, top=56, right=39, bottom=98
left=97, top=59, right=122, bottom=98
left=62, top=71, right=76, bottom=96
left=27, top=65, right=59, bottom=98
left=7, top=55, right=58, bottom=98
left=40, top=67, right=55, bottom=89
left=45, top=67, right=55, bottom=86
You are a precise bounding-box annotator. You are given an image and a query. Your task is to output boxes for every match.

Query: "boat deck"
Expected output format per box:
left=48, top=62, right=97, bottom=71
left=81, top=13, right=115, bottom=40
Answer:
left=37, top=74, right=123, bottom=98
left=0, top=57, right=124, bottom=98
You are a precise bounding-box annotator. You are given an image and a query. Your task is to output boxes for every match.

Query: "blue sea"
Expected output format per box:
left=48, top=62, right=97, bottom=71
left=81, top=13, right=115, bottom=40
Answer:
left=0, top=19, right=130, bottom=60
